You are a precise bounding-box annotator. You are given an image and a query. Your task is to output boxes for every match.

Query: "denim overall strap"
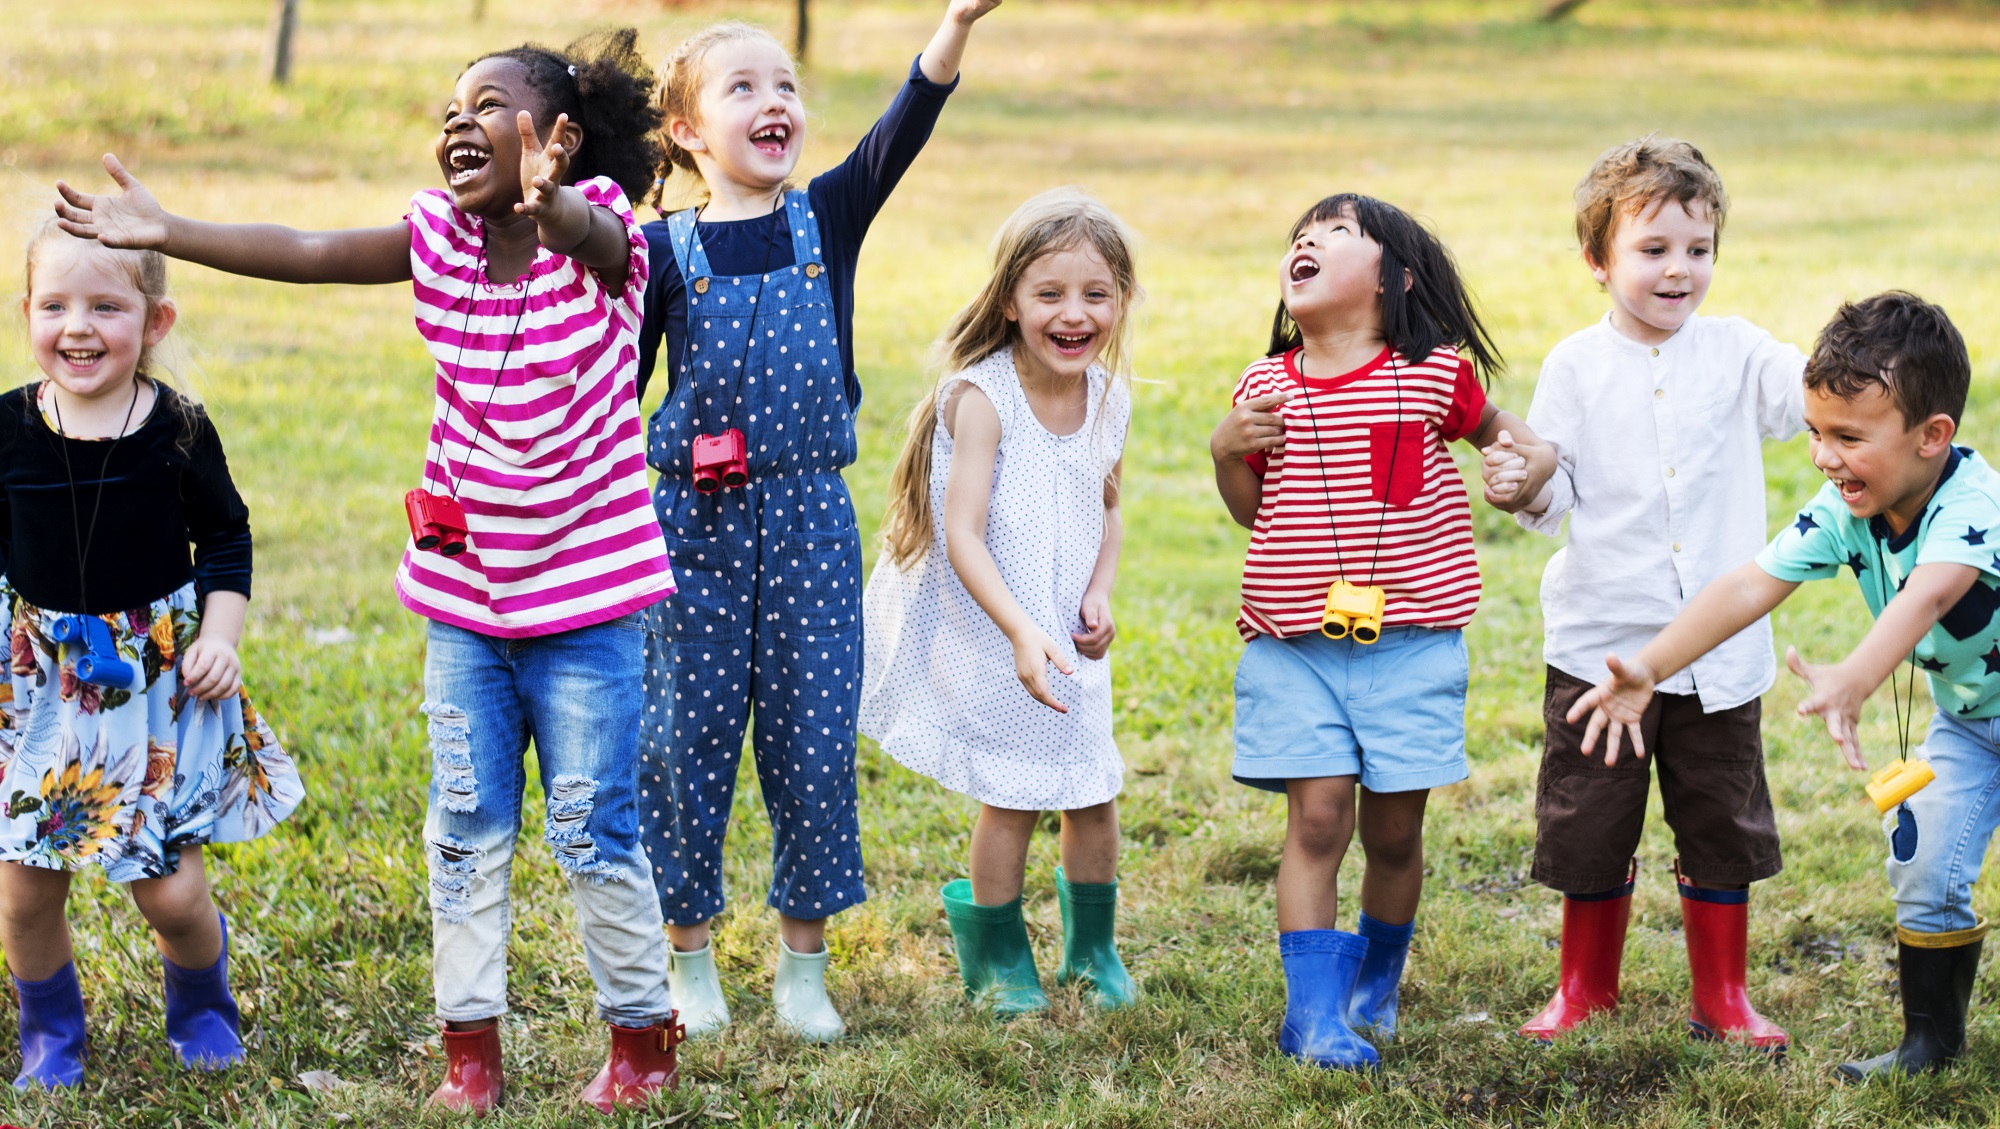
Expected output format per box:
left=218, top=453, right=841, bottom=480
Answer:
left=665, top=206, right=710, bottom=284
left=782, top=190, right=820, bottom=269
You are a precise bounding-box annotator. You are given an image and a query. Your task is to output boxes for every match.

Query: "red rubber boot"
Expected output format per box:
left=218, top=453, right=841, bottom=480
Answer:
left=1519, top=863, right=1635, bottom=1040
left=580, top=1015, right=685, bottom=1114
left=1678, top=872, right=1788, bottom=1050
left=427, top=1023, right=504, bottom=1114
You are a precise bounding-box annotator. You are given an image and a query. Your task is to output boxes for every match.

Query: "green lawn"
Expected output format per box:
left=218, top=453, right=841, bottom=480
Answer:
left=3, top=1, right=2000, bottom=1124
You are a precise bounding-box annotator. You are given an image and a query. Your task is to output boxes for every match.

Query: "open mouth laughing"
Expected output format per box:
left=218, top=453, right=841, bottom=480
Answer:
left=447, top=144, right=490, bottom=187
left=1288, top=254, right=1321, bottom=285
left=58, top=348, right=105, bottom=371
left=750, top=122, right=790, bottom=158
left=1048, top=331, right=1095, bottom=357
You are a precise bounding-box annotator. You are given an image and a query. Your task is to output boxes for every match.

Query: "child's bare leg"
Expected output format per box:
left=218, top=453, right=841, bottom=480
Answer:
left=1276, top=776, right=1356, bottom=933
left=1356, top=787, right=1431, bottom=925
left=0, top=861, right=75, bottom=980
left=779, top=914, right=826, bottom=954
left=666, top=919, right=711, bottom=953
left=970, top=805, right=1041, bottom=904
left=130, top=847, right=223, bottom=969
left=1058, top=800, right=1119, bottom=884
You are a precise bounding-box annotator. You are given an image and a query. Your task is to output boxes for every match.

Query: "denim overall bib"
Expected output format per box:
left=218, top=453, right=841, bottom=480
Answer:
left=638, top=191, right=866, bottom=925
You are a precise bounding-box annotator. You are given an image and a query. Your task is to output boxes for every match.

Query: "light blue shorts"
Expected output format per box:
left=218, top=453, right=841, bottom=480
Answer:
left=1232, top=626, right=1469, bottom=794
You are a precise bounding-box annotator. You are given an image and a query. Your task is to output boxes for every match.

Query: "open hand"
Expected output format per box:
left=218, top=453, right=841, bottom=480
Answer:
left=1012, top=627, right=1073, bottom=713
left=1481, top=429, right=1530, bottom=506
left=1211, top=390, right=1293, bottom=462
left=1786, top=645, right=1869, bottom=771
left=1564, top=653, right=1656, bottom=766
left=949, top=0, right=1003, bottom=24
left=54, top=154, right=170, bottom=249
left=1072, top=594, right=1116, bottom=660
left=515, top=111, right=571, bottom=218
left=180, top=634, right=243, bottom=702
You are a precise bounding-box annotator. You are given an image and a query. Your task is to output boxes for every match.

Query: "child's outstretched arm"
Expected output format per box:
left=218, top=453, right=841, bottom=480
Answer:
left=1466, top=405, right=1557, bottom=514
left=919, top=1, right=1003, bottom=84
left=1211, top=390, right=1291, bottom=529
left=512, top=112, right=633, bottom=287
left=1072, top=458, right=1124, bottom=661
left=1567, top=560, right=1799, bottom=764
left=55, top=155, right=410, bottom=285
left=942, top=382, right=1074, bottom=713
left=1785, top=562, right=1979, bottom=770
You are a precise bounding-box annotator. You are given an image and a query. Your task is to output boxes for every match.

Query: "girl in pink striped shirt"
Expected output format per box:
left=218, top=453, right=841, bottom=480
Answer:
left=56, top=30, right=683, bottom=1115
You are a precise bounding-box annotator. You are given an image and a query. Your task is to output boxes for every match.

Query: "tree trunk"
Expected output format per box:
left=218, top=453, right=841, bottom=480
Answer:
left=1540, top=0, right=1592, bottom=21
left=796, top=0, right=810, bottom=62
left=472, top=0, right=486, bottom=21
left=270, top=0, right=299, bottom=84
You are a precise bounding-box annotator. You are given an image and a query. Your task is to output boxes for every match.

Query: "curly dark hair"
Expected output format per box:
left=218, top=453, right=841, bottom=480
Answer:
left=1806, top=291, right=1969, bottom=427
left=472, top=28, right=664, bottom=205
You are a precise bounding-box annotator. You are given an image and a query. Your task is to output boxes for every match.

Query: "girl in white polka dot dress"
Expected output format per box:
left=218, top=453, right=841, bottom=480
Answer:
left=861, top=188, right=1137, bottom=1014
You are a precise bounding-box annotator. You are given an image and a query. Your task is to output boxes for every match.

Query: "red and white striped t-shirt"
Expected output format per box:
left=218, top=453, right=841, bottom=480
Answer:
left=1232, top=345, right=1487, bottom=640
left=394, top=177, right=676, bottom=638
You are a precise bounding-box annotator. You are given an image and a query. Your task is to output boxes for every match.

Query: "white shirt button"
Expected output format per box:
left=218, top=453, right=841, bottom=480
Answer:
left=1666, top=467, right=1676, bottom=478
left=1655, top=388, right=1665, bottom=399
left=1673, top=542, right=1683, bottom=552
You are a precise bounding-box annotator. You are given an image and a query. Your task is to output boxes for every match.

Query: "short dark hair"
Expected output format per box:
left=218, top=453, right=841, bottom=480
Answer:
left=1805, top=291, right=1969, bottom=427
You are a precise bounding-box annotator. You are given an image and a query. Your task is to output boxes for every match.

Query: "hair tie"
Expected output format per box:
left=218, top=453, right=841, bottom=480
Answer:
left=567, top=63, right=578, bottom=77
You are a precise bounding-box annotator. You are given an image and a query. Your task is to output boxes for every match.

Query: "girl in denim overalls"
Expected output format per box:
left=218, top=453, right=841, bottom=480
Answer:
left=636, top=3, right=1000, bottom=1041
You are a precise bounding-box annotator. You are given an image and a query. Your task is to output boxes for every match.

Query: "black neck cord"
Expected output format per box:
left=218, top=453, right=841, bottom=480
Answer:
left=424, top=237, right=530, bottom=501
left=1881, top=482, right=1944, bottom=763
left=1294, top=347, right=1402, bottom=588
left=48, top=378, right=143, bottom=613
left=684, top=194, right=784, bottom=444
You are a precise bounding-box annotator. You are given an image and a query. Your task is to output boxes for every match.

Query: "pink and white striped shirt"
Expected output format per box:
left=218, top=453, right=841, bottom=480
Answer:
left=394, top=177, right=675, bottom=638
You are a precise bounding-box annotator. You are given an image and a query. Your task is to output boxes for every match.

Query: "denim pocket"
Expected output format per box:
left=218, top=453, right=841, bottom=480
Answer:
left=658, top=535, right=744, bottom=640
left=776, top=529, right=861, bottom=635
left=1369, top=422, right=1427, bottom=507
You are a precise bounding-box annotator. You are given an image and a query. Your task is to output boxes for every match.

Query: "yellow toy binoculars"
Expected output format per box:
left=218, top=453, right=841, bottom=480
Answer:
left=1867, top=758, right=1935, bottom=813
left=1321, top=582, right=1386, bottom=644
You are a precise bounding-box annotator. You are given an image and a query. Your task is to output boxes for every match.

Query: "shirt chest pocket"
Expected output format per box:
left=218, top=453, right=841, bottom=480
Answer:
left=1369, top=422, right=1428, bottom=508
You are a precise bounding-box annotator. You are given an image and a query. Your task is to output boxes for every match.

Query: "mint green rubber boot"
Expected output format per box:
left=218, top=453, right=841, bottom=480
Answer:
left=940, top=879, right=1049, bottom=1016
left=1055, top=867, right=1137, bottom=1009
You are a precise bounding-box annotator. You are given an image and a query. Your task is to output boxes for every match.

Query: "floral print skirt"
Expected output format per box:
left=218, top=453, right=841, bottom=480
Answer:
left=0, top=581, right=304, bottom=880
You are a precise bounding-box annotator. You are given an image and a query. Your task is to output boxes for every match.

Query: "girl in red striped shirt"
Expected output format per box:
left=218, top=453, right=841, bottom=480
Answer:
left=55, top=31, right=687, bottom=1114
left=1208, top=193, right=1556, bottom=1070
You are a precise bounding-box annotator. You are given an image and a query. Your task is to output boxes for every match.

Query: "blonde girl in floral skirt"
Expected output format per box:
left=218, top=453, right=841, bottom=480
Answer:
left=0, top=225, right=302, bottom=1088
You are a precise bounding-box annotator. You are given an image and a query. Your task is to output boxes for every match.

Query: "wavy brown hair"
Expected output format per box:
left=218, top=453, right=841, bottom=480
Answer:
left=880, top=188, right=1140, bottom=569
left=647, top=22, right=792, bottom=210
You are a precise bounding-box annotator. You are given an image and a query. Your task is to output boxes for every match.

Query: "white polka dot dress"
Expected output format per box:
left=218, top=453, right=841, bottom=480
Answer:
left=860, top=349, right=1129, bottom=812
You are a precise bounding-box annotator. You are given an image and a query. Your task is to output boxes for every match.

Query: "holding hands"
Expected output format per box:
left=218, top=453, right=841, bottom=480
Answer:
left=1479, top=428, right=1556, bottom=513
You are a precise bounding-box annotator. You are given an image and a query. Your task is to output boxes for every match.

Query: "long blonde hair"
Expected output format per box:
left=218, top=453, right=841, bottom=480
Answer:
left=648, top=22, right=794, bottom=210
left=880, top=188, right=1140, bottom=569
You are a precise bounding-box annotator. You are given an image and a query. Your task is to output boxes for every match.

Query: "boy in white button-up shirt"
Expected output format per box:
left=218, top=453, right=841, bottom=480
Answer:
left=1494, top=135, right=1806, bottom=1049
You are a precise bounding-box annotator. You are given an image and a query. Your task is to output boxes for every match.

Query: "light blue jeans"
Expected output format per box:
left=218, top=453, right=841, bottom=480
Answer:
left=422, top=616, right=673, bottom=1027
left=1886, top=708, right=2000, bottom=933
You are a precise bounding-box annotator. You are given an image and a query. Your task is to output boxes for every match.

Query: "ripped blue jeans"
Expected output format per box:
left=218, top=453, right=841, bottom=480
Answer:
left=422, top=616, right=672, bottom=1027
left=1885, top=708, right=2000, bottom=935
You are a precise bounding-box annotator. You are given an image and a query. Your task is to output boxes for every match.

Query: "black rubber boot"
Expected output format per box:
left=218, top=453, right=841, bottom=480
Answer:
left=1838, top=925, right=1983, bottom=1082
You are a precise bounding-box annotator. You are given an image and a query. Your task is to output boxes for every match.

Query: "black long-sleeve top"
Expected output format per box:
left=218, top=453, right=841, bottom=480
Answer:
left=636, top=57, right=959, bottom=408
left=0, top=384, right=252, bottom=615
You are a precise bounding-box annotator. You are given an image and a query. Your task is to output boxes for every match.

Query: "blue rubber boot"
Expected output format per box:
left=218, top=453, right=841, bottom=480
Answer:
left=161, top=914, right=245, bottom=1068
left=1277, top=930, right=1379, bottom=1070
left=1347, top=912, right=1415, bottom=1038
left=13, top=962, right=86, bottom=1089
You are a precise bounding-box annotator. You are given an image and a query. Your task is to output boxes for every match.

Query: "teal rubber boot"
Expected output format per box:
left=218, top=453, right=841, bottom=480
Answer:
left=940, top=879, right=1049, bottom=1016
left=1054, top=867, right=1137, bottom=1009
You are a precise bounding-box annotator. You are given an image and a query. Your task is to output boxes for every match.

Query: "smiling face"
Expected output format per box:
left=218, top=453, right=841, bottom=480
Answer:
left=1804, top=382, right=1956, bottom=532
left=1279, top=206, right=1385, bottom=336
left=1004, top=243, right=1122, bottom=388
left=436, top=56, right=549, bottom=218
left=24, top=237, right=173, bottom=404
left=1591, top=197, right=1715, bottom=346
left=669, top=37, right=805, bottom=198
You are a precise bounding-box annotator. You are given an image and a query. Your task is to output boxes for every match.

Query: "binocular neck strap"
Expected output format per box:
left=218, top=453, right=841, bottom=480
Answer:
left=48, top=377, right=142, bottom=613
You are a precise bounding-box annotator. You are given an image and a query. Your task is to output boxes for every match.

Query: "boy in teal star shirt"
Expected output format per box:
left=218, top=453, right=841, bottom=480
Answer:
left=1567, top=291, right=1991, bottom=1081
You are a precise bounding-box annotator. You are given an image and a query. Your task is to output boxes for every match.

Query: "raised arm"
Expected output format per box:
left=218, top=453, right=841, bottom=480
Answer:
left=919, top=0, right=1003, bottom=84
left=55, top=154, right=411, bottom=285
left=513, top=112, right=633, bottom=288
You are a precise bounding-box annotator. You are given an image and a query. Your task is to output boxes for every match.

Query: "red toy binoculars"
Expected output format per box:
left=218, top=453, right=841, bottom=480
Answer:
left=691, top=429, right=749, bottom=494
left=405, top=489, right=469, bottom=557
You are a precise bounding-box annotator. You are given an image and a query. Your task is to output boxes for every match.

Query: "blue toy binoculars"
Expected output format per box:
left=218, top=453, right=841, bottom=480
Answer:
left=48, top=615, right=138, bottom=690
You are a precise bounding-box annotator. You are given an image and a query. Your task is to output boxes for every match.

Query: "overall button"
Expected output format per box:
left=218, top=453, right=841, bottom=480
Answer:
left=693, top=278, right=710, bottom=295
left=804, top=263, right=822, bottom=279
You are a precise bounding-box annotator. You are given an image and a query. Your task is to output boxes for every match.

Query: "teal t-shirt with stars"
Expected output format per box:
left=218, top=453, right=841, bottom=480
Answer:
left=1756, top=447, right=2000, bottom=720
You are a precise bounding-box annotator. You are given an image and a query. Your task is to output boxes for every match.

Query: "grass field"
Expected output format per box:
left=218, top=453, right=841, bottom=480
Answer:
left=3, top=0, right=2000, bottom=1124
